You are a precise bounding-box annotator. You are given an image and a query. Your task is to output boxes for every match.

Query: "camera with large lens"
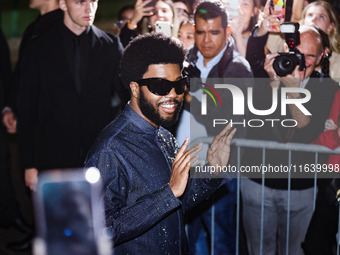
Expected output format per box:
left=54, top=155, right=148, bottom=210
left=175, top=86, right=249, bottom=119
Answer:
left=273, top=23, right=306, bottom=77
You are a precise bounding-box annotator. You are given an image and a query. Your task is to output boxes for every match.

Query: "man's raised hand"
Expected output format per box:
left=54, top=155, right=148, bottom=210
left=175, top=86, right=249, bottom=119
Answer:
left=207, top=123, right=236, bottom=169
left=169, top=139, right=202, bottom=198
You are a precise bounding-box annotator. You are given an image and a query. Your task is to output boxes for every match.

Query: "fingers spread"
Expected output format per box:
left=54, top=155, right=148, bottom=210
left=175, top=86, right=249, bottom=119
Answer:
left=211, top=123, right=234, bottom=146
left=174, top=142, right=202, bottom=169
left=227, top=128, right=237, bottom=144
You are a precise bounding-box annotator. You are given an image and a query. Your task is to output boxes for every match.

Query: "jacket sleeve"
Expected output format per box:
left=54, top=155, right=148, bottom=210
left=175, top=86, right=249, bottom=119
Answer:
left=119, top=24, right=137, bottom=48
left=181, top=176, right=224, bottom=212
left=85, top=149, right=181, bottom=245
left=294, top=81, right=339, bottom=143
left=245, top=30, right=269, bottom=78
left=327, top=90, right=340, bottom=125
left=312, top=90, right=340, bottom=149
left=17, top=47, right=40, bottom=169
left=312, top=129, right=340, bottom=150
left=0, top=28, right=12, bottom=111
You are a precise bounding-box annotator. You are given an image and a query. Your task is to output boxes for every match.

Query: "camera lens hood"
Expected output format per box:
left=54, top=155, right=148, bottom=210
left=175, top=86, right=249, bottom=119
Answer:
left=273, top=54, right=297, bottom=77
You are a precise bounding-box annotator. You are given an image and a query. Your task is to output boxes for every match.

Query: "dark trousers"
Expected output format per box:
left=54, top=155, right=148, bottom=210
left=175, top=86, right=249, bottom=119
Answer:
left=187, top=179, right=237, bottom=255
left=302, top=187, right=338, bottom=255
left=0, top=126, right=20, bottom=227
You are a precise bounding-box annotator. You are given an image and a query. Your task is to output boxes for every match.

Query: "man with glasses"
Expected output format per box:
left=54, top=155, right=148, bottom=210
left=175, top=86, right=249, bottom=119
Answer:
left=18, top=0, right=128, bottom=191
left=85, top=33, right=236, bottom=254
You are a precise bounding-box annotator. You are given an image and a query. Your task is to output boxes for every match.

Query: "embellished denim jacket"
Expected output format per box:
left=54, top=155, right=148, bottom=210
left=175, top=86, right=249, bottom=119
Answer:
left=85, top=104, right=223, bottom=254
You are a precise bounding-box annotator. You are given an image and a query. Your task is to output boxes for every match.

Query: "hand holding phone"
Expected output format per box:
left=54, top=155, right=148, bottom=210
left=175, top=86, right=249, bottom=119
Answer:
left=270, top=0, right=285, bottom=29
left=129, top=0, right=156, bottom=29
left=144, top=0, right=157, bottom=8
left=155, top=21, right=172, bottom=37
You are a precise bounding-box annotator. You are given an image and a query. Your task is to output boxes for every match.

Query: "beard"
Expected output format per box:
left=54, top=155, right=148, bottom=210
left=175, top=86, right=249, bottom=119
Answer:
left=138, top=89, right=183, bottom=128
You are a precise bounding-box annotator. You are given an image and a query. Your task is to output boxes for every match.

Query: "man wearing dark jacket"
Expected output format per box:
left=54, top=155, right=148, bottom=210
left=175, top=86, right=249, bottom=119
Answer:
left=2, top=0, right=62, bottom=134
left=18, top=0, right=128, bottom=191
left=176, top=1, right=253, bottom=254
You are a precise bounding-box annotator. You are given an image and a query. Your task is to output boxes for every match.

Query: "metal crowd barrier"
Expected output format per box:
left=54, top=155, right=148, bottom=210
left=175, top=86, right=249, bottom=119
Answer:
left=190, top=137, right=340, bottom=255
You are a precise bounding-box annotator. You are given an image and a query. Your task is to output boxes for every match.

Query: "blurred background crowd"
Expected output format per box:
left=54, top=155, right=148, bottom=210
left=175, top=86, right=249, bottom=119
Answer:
left=1, top=0, right=340, bottom=254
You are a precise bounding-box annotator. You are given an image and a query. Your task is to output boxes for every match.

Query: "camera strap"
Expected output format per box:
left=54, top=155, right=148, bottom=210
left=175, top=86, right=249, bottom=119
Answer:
left=284, top=0, right=293, bottom=22
left=217, top=41, right=232, bottom=78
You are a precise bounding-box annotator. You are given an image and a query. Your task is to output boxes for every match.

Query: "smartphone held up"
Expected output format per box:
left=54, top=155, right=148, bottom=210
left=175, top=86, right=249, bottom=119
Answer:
left=32, top=168, right=111, bottom=255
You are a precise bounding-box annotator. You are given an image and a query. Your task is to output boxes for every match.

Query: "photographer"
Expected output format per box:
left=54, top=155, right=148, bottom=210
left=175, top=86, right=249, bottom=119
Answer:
left=242, top=16, right=339, bottom=255
left=266, top=1, right=340, bottom=80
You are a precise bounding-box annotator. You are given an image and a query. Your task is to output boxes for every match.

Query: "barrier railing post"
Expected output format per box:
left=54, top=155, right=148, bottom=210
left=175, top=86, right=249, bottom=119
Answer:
left=211, top=203, right=215, bottom=255
left=313, top=153, right=318, bottom=211
left=337, top=200, right=340, bottom=255
left=189, top=137, right=340, bottom=255
left=286, top=150, right=292, bottom=255
left=236, top=145, right=241, bottom=255
left=260, top=148, right=266, bottom=255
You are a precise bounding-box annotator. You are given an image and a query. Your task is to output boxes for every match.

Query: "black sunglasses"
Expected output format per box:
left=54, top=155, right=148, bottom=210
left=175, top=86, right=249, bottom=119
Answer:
left=137, top=77, right=187, bottom=96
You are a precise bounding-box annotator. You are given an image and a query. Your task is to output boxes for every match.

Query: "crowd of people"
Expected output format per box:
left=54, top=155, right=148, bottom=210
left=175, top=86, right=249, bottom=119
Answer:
left=1, top=0, right=340, bottom=254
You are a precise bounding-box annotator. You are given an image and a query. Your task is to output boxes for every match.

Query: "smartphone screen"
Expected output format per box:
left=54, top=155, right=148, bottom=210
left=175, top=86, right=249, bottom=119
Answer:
left=155, top=21, right=172, bottom=37
left=33, top=168, right=111, bottom=255
left=144, top=0, right=157, bottom=8
left=270, top=0, right=285, bottom=28
left=42, top=181, right=98, bottom=255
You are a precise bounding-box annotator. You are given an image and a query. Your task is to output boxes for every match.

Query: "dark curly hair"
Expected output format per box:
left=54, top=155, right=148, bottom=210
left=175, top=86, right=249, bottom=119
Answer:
left=194, top=1, right=228, bottom=29
left=120, top=33, right=187, bottom=92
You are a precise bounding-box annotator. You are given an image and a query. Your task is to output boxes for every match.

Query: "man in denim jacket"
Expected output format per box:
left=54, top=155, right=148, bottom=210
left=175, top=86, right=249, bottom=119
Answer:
left=85, top=33, right=236, bottom=254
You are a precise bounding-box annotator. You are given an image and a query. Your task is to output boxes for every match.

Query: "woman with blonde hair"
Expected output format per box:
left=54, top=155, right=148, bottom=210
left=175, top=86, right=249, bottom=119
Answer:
left=302, top=1, right=339, bottom=53
left=301, top=0, right=340, bottom=79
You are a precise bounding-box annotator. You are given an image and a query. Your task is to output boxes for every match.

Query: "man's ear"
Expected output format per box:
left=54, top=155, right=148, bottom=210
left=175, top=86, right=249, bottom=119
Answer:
left=59, top=0, right=67, bottom=11
left=130, top=82, right=139, bottom=99
left=323, top=46, right=331, bottom=59
left=316, top=51, right=324, bottom=66
left=284, top=43, right=288, bottom=53
left=225, top=25, right=231, bottom=41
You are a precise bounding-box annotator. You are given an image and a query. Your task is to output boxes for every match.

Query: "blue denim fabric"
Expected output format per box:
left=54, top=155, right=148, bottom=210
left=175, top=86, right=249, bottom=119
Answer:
left=188, top=179, right=237, bottom=255
left=85, top=105, right=223, bottom=255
